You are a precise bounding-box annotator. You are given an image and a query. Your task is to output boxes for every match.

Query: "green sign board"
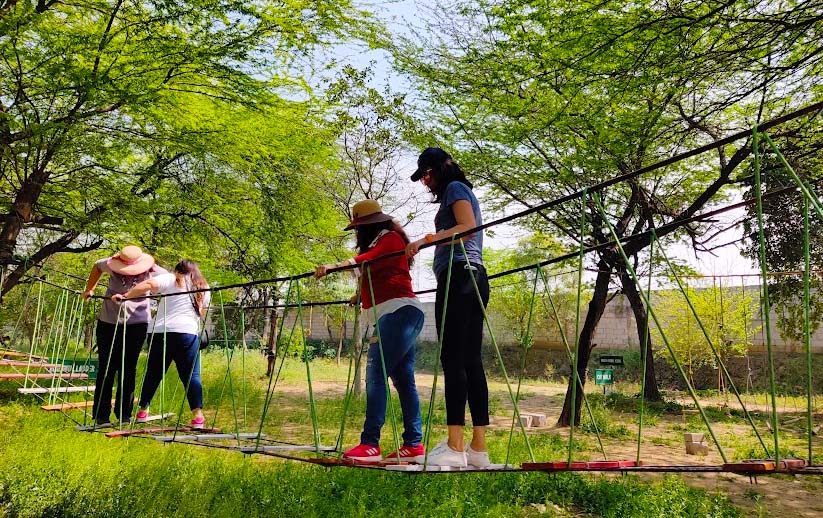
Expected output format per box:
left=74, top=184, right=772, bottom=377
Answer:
left=594, top=368, right=614, bottom=386
left=48, top=359, right=99, bottom=380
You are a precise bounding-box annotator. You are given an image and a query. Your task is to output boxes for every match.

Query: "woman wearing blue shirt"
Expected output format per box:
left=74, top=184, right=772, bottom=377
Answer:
left=406, top=147, right=490, bottom=468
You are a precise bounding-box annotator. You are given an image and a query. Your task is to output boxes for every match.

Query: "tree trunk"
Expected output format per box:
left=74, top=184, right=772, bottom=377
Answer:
left=0, top=167, right=50, bottom=265
left=620, top=271, right=662, bottom=402
left=352, top=305, right=363, bottom=396
left=336, top=316, right=346, bottom=366
left=557, top=259, right=613, bottom=427
left=265, top=308, right=279, bottom=377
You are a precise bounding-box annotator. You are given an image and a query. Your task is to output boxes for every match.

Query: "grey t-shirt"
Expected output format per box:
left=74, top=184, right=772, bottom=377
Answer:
left=95, top=258, right=167, bottom=324
left=432, top=181, right=484, bottom=278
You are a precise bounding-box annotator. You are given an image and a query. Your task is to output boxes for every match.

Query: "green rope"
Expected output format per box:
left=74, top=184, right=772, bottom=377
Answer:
left=655, top=230, right=770, bottom=457
left=592, top=192, right=728, bottom=463
left=505, top=267, right=538, bottom=467
left=241, top=308, right=247, bottom=428
left=637, top=232, right=654, bottom=464
left=537, top=266, right=606, bottom=460
left=295, top=279, right=322, bottom=451
left=459, top=239, right=534, bottom=462
left=171, top=294, right=213, bottom=442
left=130, top=295, right=162, bottom=434
left=335, top=304, right=358, bottom=455
left=365, top=264, right=402, bottom=463
left=255, top=280, right=294, bottom=451
left=336, top=297, right=361, bottom=458
left=752, top=128, right=780, bottom=465
left=569, top=188, right=587, bottom=466
left=423, top=237, right=456, bottom=470
left=24, top=281, right=45, bottom=388
left=219, top=290, right=241, bottom=443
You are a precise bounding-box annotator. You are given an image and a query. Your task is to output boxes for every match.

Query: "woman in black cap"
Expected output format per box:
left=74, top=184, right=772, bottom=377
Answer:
left=406, top=148, right=491, bottom=468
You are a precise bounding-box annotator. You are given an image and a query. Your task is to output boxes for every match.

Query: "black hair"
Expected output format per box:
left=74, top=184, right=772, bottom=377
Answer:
left=355, top=220, right=414, bottom=266
left=428, top=159, right=473, bottom=203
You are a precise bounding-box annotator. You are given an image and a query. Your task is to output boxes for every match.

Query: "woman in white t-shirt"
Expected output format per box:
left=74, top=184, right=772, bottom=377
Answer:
left=114, top=260, right=210, bottom=428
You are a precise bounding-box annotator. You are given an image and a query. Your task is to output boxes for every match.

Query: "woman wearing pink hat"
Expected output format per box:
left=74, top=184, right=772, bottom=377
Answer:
left=82, top=245, right=166, bottom=426
left=315, top=200, right=425, bottom=464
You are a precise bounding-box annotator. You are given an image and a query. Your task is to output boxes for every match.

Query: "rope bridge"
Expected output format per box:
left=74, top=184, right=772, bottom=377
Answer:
left=2, top=102, right=823, bottom=477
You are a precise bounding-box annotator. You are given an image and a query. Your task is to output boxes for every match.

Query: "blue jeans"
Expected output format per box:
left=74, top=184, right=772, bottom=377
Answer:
left=139, top=332, right=203, bottom=410
left=361, top=305, right=425, bottom=447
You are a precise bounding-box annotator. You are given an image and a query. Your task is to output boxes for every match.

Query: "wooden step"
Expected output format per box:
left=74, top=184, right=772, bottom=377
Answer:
left=0, top=349, right=48, bottom=360
left=0, top=360, right=65, bottom=368
left=19, top=385, right=95, bottom=394
left=104, top=426, right=220, bottom=438
left=41, top=400, right=97, bottom=411
left=0, top=372, right=87, bottom=380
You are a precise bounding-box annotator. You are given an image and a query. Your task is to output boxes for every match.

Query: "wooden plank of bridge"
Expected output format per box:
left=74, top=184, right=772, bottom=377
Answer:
left=19, top=385, right=95, bottom=394
left=0, top=372, right=88, bottom=380
left=0, top=350, right=48, bottom=361
left=0, top=360, right=65, bottom=369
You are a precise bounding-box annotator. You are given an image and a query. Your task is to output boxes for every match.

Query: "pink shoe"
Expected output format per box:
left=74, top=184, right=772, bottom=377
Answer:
left=135, top=410, right=149, bottom=423
left=191, top=415, right=206, bottom=429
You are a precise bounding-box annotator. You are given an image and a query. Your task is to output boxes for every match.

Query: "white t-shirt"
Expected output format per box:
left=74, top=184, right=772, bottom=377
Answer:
left=150, top=273, right=211, bottom=334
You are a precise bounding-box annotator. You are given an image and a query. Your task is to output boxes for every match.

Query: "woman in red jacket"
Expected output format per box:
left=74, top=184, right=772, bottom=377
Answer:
left=315, top=200, right=425, bottom=464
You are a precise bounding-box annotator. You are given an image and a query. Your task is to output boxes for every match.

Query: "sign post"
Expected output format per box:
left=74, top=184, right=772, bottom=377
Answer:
left=594, top=368, right=614, bottom=395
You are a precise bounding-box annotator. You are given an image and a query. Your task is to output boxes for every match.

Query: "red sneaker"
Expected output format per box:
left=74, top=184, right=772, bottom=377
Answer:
left=342, top=444, right=382, bottom=464
left=384, top=444, right=425, bottom=464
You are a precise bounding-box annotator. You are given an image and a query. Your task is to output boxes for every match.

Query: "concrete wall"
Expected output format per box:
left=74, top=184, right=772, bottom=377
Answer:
left=279, top=289, right=823, bottom=354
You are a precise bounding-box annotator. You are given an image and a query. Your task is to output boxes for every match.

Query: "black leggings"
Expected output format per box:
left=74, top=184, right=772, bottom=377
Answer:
left=93, top=321, right=147, bottom=423
left=434, top=263, right=490, bottom=426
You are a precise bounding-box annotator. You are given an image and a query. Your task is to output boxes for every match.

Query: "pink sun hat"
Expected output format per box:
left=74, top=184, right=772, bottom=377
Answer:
left=107, top=245, right=155, bottom=276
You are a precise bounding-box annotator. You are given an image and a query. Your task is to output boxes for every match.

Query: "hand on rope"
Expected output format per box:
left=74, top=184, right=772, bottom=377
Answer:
left=110, top=293, right=126, bottom=303
left=405, top=239, right=424, bottom=258
left=313, top=265, right=332, bottom=279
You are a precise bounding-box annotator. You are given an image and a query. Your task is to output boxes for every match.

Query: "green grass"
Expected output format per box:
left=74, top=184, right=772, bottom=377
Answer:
left=0, top=352, right=746, bottom=517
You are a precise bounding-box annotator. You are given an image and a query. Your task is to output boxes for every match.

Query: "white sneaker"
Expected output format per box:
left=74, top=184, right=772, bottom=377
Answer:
left=425, top=439, right=467, bottom=467
left=465, top=444, right=491, bottom=468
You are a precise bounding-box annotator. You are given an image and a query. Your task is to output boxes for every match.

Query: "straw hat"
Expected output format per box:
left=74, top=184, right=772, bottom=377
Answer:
left=107, top=245, right=155, bottom=276
left=344, top=200, right=394, bottom=231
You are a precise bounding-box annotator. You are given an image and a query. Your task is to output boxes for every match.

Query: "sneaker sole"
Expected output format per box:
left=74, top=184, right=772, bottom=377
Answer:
left=343, top=455, right=383, bottom=464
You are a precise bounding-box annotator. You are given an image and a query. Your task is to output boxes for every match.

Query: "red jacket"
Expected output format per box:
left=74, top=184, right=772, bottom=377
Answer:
left=354, top=231, right=416, bottom=309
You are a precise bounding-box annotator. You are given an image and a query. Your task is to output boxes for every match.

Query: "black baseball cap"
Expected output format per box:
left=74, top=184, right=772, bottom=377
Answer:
left=410, top=147, right=451, bottom=181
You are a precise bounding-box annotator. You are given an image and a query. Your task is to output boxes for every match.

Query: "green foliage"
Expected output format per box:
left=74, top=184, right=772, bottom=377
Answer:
left=653, top=282, right=759, bottom=387
left=0, top=0, right=378, bottom=295
left=485, top=233, right=575, bottom=349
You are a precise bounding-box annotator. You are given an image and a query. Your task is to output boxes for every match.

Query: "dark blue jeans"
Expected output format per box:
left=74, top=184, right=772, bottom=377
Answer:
left=139, top=332, right=203, bottom=410
left=361, top=305, right=425, bottom=447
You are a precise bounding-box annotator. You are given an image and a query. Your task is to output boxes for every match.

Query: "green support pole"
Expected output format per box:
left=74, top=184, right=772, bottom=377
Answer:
left=752, top=128, right=780, bottom=466
left=505, top=267, right=539, bottom=467
left=637, top=231, right=654, bottom=464
left=804, top=197, right=813, bottom=464
left=569, top=189, right=587, bottom=466
left=295, top=279, right=322, bottom=451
